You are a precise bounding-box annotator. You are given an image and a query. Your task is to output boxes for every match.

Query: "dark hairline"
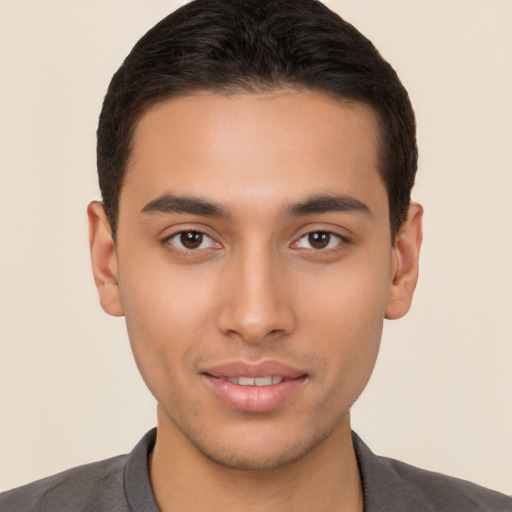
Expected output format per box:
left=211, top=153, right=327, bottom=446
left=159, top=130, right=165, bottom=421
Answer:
left=97, top=0, right=417, bottom=244
left=114, top=85, right=392, bottom=240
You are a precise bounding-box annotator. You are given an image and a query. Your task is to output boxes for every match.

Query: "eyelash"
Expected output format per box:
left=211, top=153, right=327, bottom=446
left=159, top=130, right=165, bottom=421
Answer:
left=292, top=230, right=348, bottom=252
left=163, top=230, right=220, bottom=254
left=163, top=229, right=348, bottom=255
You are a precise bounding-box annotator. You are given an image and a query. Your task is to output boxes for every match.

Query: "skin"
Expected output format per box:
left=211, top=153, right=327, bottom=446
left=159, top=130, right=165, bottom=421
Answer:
left=88, top=89, right=422, bottom=512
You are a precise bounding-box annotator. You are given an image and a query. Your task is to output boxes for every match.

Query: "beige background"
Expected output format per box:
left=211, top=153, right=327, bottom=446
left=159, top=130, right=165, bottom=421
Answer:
left=1, top=0, right=511, bottom=494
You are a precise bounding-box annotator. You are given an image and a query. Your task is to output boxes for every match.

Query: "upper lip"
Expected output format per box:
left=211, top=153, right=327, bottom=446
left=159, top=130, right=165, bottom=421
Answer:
left=202, top=360, right=307, bottom=379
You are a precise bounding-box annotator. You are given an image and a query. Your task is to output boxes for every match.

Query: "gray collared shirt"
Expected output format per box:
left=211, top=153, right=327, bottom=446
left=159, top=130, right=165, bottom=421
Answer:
left=1, top=429, right=510, bottom=511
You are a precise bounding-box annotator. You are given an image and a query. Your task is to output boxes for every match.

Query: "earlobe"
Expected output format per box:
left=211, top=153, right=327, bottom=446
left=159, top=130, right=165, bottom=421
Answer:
left=385, top=202, right=423, bottom=320
left=87, top=201, right=124, bottom=317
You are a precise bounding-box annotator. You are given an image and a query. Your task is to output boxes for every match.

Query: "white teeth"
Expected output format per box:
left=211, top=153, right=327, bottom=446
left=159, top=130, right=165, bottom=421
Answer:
left=255, top=376, right=272, bottom=386
left=224, top=376, right=284, bottom=386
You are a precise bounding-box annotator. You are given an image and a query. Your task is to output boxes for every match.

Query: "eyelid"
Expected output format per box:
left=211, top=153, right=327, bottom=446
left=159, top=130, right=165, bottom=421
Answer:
left=293, top=223, right=350, bottom=241
left=297, top=231, right=341, bottom=247
left=163, top=228, right=222, bottom=253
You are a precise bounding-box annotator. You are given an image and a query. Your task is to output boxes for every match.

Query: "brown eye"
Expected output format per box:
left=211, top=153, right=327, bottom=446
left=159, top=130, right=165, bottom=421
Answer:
left=307, top=232, right=331, bottom=249
left=167, top=230, right=218, bottom=251
left=295, top=231, right=343, bottom=250
left=180, top=231, right=204, bottom=249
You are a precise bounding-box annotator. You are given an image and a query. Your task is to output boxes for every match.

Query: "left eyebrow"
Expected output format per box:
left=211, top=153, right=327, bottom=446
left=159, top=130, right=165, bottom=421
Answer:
left=284, top=194, right=371, bottom=217
left=141, top=193, right=231, bottom=218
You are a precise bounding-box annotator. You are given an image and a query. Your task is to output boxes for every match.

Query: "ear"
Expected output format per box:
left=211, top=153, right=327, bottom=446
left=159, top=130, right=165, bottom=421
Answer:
left=385, top=202, right=423, bottom=320
left=87, top=201, right=124, bottom=317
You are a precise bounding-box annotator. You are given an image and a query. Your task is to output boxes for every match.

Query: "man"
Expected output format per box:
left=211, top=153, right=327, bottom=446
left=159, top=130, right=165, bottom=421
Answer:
left=1, top=0, right=510, bottom=510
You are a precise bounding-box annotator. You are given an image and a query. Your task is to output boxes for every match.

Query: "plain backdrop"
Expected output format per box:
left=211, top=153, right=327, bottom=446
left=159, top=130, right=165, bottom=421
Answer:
left=1, top=0, right=511, bottom=494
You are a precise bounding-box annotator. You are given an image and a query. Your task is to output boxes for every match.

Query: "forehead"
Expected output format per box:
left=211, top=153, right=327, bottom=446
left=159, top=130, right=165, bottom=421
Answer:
left=122, top=90, right=386, bottom=219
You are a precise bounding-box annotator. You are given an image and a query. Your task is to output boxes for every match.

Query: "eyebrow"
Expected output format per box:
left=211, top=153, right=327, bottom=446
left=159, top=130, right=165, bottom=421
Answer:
left=285, top=194, right=371, bottom=217
left=141, top=192, right=370, bottom=219
left=141, top=194, right=230, bottom=218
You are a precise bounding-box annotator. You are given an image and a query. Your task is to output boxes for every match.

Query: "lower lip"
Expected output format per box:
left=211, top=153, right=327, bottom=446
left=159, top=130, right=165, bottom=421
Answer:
left=203, top=375, right=307, bottom=413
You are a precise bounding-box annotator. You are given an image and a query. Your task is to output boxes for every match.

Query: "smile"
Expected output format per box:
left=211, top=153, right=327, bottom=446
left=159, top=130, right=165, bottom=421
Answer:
left=202, top=362, right=307, bottom=413
left=223, top=376, right=285, bottom=386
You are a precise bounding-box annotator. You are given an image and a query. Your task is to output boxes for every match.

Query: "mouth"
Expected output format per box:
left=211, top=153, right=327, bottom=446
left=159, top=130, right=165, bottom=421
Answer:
left=201, top=361, right=308, bottom=412
left=215, top=375, right=290, bottom=386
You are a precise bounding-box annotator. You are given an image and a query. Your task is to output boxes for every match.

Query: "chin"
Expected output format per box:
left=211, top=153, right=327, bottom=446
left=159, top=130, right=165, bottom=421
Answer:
left=199, top=439, right=315, bottom=471
left=178, top=418, right=338, bottom=472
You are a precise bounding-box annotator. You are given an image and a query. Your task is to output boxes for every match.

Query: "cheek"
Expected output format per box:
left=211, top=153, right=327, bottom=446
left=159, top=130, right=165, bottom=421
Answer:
left=120, top=253, right=217, bottom=331
left=298, top=256, right=391, bottom=378
left=117, top=262, right=217, bottom=391
left=301, top=253, right=391, bottom=328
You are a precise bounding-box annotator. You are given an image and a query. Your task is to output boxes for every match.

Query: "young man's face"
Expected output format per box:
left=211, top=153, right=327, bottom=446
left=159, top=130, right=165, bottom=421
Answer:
left=90, top=90, right=421, bottom=470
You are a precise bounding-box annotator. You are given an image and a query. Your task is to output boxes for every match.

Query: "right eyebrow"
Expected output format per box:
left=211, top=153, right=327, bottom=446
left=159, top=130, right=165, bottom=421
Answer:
left=141, top=193, right=231, bottom=218
left=284, top=193, right=371, bottom=217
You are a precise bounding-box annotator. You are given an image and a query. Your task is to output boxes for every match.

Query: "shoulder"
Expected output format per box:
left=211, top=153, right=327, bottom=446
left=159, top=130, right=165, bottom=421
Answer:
left=0, top=455, right=129, bottom=512
left=352, top=432, right=512, bottom=511
left=381, top=455, right=512, bottom=511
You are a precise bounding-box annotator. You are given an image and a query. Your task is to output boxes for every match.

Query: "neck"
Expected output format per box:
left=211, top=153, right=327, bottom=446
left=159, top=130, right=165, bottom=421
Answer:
left=150, top=407, right=363, bottom=512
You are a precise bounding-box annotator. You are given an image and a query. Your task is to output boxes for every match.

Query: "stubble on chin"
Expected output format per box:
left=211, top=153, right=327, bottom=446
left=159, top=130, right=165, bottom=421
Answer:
left=158, top=401, right=352, bottom=472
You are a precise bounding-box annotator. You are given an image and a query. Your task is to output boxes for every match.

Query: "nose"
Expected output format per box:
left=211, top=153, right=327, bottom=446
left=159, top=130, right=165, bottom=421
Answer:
left=216, top=245, right=296, bottom=345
